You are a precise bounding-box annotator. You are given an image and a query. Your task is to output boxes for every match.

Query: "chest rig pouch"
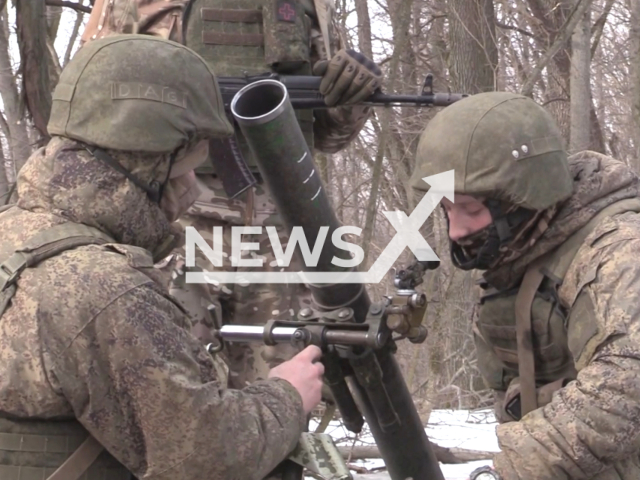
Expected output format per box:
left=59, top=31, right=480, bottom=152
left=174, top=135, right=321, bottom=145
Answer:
left=182, top=0, right=315, bottom=192
left=477, top=268, right=574, bottom=394
left=183, top=0, right=312, bottom=76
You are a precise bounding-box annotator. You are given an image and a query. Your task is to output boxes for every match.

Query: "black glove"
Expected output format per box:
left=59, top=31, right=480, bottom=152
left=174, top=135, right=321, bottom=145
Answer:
left=313, top=49, right=382, bottom=106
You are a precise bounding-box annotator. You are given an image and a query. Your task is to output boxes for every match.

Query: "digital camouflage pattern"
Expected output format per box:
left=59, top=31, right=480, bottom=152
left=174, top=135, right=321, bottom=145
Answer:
left=476, top=151, right=640, bottom=480
left=0, top=136, right=306, bottom=479
left=81, top=0, right=372, bottom=385
left=81, top=0, right=187, bottom=44
left=287, top=432, right=352, bottom=479
left=473, top=151, right=640, bottom=389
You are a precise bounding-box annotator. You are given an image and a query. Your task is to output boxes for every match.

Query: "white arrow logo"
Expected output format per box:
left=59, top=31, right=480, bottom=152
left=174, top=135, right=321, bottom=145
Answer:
left=186, top=170, right=454, bottom=284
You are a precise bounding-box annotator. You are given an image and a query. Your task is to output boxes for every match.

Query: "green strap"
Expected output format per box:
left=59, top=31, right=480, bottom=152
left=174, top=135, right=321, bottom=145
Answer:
left=515, top=257, right=546, bottom=417
left=47, top=436, right=106, bottom=480
left=0, top=222, right=114, bottom=313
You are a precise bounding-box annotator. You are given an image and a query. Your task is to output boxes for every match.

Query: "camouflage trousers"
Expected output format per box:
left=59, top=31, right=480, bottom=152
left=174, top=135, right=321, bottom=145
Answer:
left=166, top=175, right=313, bottom=388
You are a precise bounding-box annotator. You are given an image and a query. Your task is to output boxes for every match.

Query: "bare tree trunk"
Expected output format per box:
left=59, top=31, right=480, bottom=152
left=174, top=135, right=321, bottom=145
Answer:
left=569, top=3, right=591, bottom=152
left=523, top=0, right=594, bottom=139
left=16, top=0, right=55, bottom=141
left=588, top=40, right=605, bottom=154
left=315, top=151, right=329, bottom=186
left=354, top=0, right=373, bottom=59
left=631, top=0, right=640, bottom=169
left=448, top=0, right=498, bottom=93
left=46, top=4, right=62, bottom=40
left=360, top=0, right=412, bottom=266
left=0, top=6, right=32, bottom=174
left=63, top=0, right=86, bottom=66
left=0, top=139, right=8, bottom=202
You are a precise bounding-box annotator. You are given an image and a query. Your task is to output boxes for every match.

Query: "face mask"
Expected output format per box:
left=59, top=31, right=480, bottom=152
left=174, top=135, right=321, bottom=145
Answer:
left=159, top=140, right=208, bottom=222
left=456, top=226, right=491, bottom=255
left=450, top=224, right=501, bottom=271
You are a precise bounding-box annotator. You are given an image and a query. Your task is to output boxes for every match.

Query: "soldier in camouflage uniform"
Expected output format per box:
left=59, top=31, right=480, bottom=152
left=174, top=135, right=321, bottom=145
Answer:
left=411, top=91, right=640, bottom=480
left=81, top=0, right=381, bottom=388
left=0, top=35, right=325, bottom=480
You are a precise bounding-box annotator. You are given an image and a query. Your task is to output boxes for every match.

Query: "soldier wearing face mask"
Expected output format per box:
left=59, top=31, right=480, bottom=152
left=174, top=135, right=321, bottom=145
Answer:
left=412, top=91, right=640, bottom=480
left=0, top=35, right=325, bottom=480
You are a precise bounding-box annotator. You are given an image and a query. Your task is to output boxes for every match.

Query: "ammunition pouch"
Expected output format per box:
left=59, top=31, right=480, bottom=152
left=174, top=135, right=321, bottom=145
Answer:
left=263, top=0, right=311, bottom=72
left=184, top=0, right=312, bottom=76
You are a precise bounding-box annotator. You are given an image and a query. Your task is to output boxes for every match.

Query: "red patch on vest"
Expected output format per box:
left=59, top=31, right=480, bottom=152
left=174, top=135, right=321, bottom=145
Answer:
left=276, top=0, right=296, bottom=22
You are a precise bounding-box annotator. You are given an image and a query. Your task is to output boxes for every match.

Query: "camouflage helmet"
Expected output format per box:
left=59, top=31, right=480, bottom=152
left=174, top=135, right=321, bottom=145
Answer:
left=48, top=35, right=233, bottom=152
left=410, top=92, right=573, bottom=211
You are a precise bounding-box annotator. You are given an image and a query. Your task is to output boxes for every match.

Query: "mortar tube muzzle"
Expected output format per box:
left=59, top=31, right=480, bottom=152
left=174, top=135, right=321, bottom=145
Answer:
left=231, top=79, right=289, bottom=126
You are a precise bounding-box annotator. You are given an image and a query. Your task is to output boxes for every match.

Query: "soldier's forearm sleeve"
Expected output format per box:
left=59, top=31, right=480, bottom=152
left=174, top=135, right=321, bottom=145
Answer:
left=313, top=106, right=370, bottom=154
left=52, top=284, right=306, bottom=480
left=494, top=238, right=640, bottom=480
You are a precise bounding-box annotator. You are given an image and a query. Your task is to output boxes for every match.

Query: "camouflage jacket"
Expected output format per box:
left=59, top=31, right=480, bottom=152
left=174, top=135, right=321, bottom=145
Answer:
left=490, top=152, right=640, bottom=480
left=81, top=0, right=369, bottom=154
left=0, top=136, right=306, bottom=479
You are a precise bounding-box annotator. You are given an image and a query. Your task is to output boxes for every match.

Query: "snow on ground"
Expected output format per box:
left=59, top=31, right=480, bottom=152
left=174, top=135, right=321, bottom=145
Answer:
left=426, top=409, right=499, bottom=480
left=308, top=409, right=499, bottom=479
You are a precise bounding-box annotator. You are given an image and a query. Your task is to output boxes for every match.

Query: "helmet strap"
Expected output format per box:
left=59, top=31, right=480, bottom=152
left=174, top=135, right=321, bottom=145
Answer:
left=87, top=147, right=173, bottom=204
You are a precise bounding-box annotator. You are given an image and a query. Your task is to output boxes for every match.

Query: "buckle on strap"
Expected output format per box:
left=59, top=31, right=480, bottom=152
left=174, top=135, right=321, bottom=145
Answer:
left=0, top=252, right=27, bottom=291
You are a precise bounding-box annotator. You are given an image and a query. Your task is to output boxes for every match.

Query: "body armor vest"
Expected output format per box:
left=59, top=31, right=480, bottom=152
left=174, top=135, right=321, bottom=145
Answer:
left=0, top=417, right=130, bottom=480
left=475, top=199, right=640, bottom=420
left=183, top=0, right=316, bottom=174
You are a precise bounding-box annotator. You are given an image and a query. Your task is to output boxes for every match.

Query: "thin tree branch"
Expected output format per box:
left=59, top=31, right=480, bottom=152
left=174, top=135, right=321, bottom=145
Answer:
left=0, top=109, right=14, bottom=166
left=45, top=0, right=91, bottom=14
left=590, top=0, right=614, bottom=59
left=495, top=21, right=537, bottom=39
left=541, top=96, right=569, bottom=106
left=520, top=0, right=594, bottom=97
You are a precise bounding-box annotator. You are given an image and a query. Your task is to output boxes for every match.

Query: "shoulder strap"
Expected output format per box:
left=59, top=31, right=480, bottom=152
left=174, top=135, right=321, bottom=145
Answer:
left=0, top=222, right=113, bottom=316
left=47, top=436, right=105, bottom=480
left=514, top=256, right=545, bottom=417
left=312, top=0, right=333, bottom=58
